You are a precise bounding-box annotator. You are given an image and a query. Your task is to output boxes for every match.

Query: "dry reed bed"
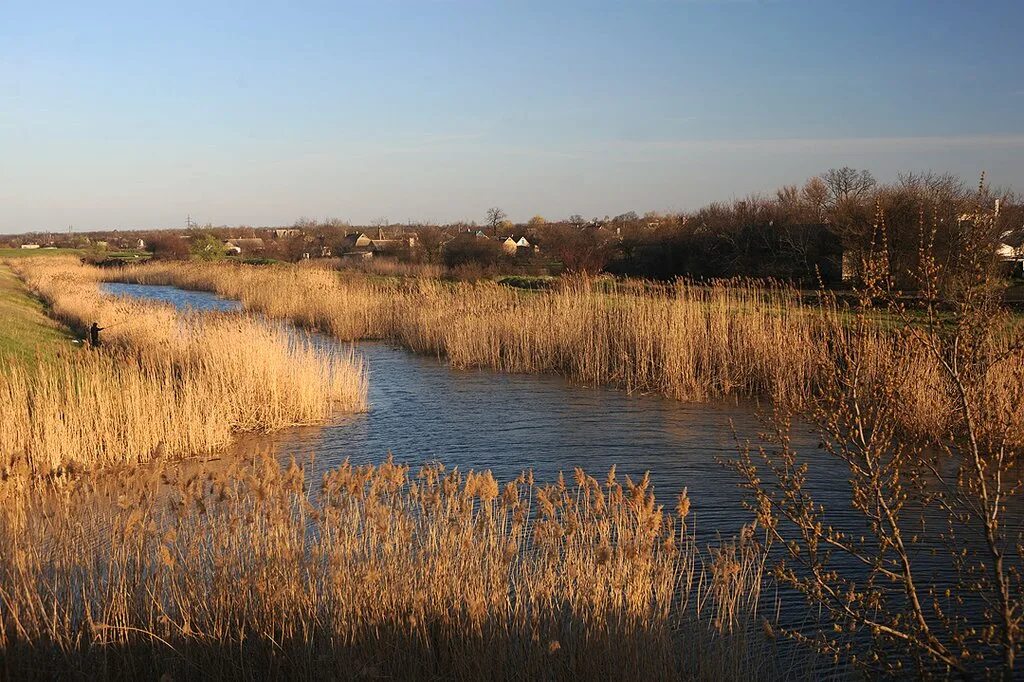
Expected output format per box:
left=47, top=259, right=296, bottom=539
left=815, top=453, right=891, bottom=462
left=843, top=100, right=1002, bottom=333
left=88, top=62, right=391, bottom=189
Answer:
left=111, top=261, right=1024, bottom=441
left=0, top=258, right=366, bottom=473
left=113, top=262, right=842, bottom=400
left=0, top=455, right=784, bottom=680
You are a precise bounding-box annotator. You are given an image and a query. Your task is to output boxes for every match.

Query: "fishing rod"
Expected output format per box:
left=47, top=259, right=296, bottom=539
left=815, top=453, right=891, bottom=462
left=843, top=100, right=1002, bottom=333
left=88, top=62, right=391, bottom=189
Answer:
left=72, top=318, right=132, bottom=345
left=95, top=318, right=133, bottom=330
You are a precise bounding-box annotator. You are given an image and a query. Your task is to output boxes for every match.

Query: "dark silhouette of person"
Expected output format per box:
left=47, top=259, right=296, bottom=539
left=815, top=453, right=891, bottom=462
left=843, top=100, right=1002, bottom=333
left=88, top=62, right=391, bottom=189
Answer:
left=89, top=322, right=104, bottom=348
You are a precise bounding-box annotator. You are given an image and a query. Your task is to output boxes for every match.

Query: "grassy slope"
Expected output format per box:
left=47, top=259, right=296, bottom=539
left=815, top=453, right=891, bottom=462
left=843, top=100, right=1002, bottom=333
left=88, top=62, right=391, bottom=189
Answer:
left=0, top=248, right=84, bottom=259
left=0, top=264, right=76, bottom=361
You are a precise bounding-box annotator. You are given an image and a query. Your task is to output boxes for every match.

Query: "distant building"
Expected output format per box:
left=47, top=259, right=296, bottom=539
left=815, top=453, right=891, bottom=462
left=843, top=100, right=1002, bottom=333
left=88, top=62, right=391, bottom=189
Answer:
left=514, top=236, right=536, bottom=254
left=341, top=232, right=373, bottom=250
left=20, top=244, right=40, bottom=250
left=234, top=237, right=265, bottom=252
left=496, top=235, right=536, bottom=256
left=341, top=230, right=417, bottom=256
left=496, top=236, right=518, bottom=255
left=369, top=228, right=416, bottom=252
left=224, top=237, right=267, bottom=255
left=273, top=228, right=302, bottom=239
left=998, top=232, right=1024, bottom=277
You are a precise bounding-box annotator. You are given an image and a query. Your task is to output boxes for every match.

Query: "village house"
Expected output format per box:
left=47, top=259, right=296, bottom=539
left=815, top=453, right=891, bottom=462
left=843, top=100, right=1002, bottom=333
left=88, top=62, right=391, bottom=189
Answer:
left=340, top=230, right=418, bottom=257
left=235, top=237, right=265, bottom=253
left=998, top=232, right=1024, bottom=277
left=514, top=236, right=535, bottom=255
left=224, top=237, right=266, bottom=255
left=496, top=236, right=518, bottom=255
left=495, top=235, right=536, bottom=256
left=19, top=244, right=40, bottom=249
left=369, top=228, right=417, bottom=252
left=341, top=232, right=373, bottom=250
left=273, top=228, right=301, bottom=239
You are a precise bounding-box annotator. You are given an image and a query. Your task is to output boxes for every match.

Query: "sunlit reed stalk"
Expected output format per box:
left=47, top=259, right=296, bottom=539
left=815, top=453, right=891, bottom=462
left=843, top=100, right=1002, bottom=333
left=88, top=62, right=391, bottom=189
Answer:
left=0, top=454, right=782, bottom=680
left=111, top=260, right=1024, bottom=443
left=0, top=258, right=366, bottom=473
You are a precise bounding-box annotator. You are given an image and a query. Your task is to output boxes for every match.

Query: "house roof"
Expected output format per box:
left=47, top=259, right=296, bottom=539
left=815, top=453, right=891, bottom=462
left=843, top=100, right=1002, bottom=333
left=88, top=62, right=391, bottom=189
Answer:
left=341, top=232, right=370, bottom=247
left=1001, top=230, right=1024, bottom=249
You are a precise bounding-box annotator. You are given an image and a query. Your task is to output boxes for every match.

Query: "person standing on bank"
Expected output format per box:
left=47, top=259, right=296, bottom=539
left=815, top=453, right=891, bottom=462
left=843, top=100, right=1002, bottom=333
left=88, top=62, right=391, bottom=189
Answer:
left=89, top=322, right=104, bottom=348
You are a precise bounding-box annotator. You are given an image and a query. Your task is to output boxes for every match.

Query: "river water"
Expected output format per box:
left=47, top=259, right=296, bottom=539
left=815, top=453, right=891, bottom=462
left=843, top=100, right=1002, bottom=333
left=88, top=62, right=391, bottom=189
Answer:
left=103, top=281, right=830, bottom=538
left=99, top=281, right=1024, bottom=676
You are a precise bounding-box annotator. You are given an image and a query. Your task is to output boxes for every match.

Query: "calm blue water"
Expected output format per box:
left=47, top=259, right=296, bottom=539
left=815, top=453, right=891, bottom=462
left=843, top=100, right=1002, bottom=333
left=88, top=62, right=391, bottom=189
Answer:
left=103, top=281, right=1024, bottom=677
left=103, top=280, right=820, bottom=536
left=104, top=282, right=242, bottom=313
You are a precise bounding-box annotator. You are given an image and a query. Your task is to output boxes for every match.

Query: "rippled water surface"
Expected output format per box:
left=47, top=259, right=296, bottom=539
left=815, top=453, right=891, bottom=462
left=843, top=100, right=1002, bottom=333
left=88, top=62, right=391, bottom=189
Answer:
left=105, top=282, right=243, bottom=313
left=99, top=281, right=1024, bottom=676
left=103, top=281, right=828, bottom=537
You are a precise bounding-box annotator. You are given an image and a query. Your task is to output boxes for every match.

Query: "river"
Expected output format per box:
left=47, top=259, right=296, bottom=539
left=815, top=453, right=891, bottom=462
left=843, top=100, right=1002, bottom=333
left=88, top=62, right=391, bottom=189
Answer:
left=95, top=281, right=1024, bottom=676
left=102, top=281, right=835, bottom=538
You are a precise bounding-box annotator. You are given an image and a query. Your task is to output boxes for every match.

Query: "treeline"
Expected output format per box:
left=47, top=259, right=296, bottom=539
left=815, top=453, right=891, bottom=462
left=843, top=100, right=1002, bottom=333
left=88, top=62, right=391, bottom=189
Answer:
left=6, top=169, right=1021, bottom=287
left=604, top=169, right=1022, bottom=287
left=280, top=169, right=1023, bottom=288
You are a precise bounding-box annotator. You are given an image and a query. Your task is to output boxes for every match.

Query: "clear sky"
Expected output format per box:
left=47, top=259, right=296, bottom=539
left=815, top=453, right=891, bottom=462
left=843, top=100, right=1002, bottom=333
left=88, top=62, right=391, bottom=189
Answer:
left=2, top=0, right=1022, bottom=233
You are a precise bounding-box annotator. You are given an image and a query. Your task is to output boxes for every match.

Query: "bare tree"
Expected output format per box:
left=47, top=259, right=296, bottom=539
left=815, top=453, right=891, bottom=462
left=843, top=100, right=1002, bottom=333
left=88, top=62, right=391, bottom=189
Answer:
left=821, top=167, right=877, bottom=205
left=486, top=207, right=507, bottom=234
left=544, top=225, right=616, bottom=274
left=734, top=195, right=1023, bottom=677
left=797, top=177, right=828, bottom=222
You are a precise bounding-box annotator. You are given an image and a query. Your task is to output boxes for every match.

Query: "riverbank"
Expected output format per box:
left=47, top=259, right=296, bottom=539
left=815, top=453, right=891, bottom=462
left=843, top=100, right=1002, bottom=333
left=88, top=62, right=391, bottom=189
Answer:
left=0, top=264, right=798, bottom=680
left=108, top=259, right=1024, bottom=445
left=1, top=258, right=367, bottom=474
left=0, top=264, right=74, bottom=362
left=3, top=257, right=1021, bottom=677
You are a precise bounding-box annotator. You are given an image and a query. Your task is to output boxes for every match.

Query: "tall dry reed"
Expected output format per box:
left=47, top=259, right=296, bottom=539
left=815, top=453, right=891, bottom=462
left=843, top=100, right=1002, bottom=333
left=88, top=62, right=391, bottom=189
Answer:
left=0, top=258, right=366, bottom=473
left=113, top=262, right=837, bottom=401
left=111, top=260, right=1024, bottom=442
left=0, top=454, right=787, bottom=680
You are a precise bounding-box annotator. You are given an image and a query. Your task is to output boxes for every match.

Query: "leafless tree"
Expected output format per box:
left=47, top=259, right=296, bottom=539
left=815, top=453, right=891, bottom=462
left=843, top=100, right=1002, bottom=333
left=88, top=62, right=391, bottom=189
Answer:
left=486, top=207, right=507, bottom=234
left=821, top=167, right=877, bottom=205
left=733, top=193, right=1023, bottom=677
left=801, top=177, right=830, bottom=223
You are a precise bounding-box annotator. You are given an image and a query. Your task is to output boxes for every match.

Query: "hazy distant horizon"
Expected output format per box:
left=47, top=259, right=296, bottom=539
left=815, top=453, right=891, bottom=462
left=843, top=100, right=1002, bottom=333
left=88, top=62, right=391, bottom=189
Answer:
left=3, top=0, right=1022, bottom=234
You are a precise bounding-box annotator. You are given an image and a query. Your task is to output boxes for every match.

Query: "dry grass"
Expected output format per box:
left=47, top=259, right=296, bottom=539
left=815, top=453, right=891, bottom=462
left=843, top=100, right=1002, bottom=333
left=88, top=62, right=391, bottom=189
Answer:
left=0, top=454, right=788, bottom=680
left=111, top=260, right=1024, bottom=442
left=332, top=256, right=447, bottom=279
left=0, top=258, right=366, bottom=473
left=113, top=262, right=836, bottom=400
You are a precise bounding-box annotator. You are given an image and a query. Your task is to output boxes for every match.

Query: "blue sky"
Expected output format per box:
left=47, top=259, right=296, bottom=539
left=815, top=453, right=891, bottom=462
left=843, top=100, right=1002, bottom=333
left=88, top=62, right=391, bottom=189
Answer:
left=1, top=0, right=1022, bottom=232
